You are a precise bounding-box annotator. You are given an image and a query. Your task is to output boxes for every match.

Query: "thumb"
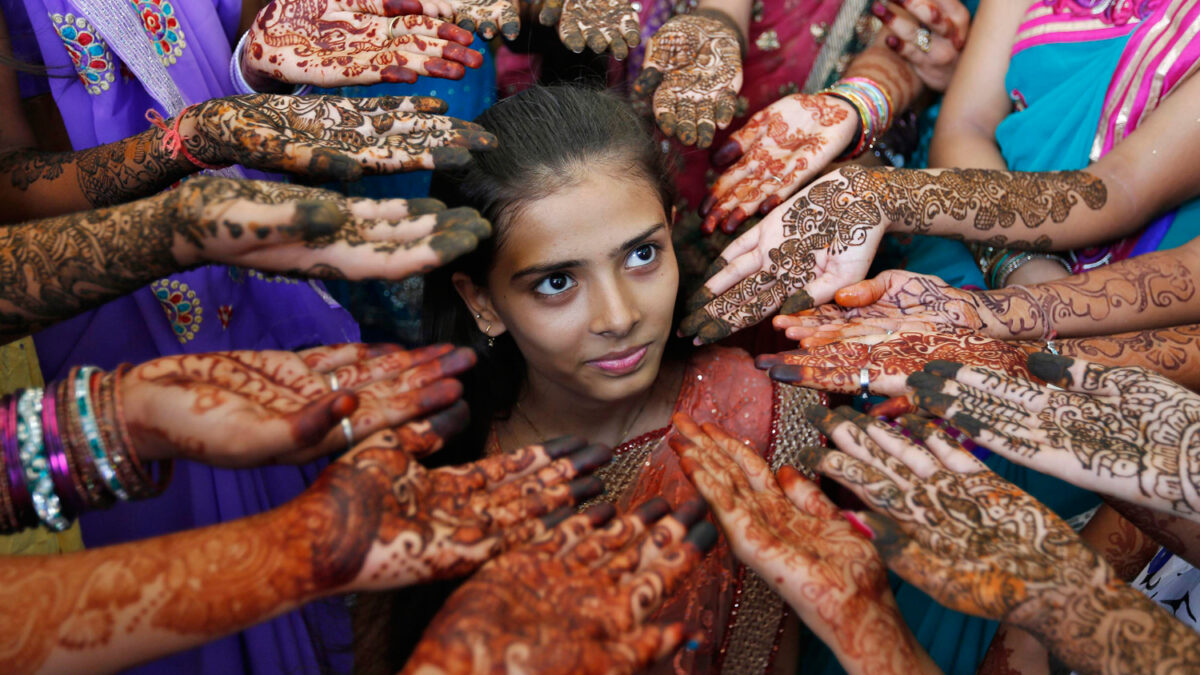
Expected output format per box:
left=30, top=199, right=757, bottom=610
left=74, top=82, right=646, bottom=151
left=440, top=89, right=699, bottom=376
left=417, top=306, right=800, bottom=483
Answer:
left=288, top=391, right=360, bottom=448
left=832, top=275, right=888, bottom=308
left=631, top=67, right=664, bottom=100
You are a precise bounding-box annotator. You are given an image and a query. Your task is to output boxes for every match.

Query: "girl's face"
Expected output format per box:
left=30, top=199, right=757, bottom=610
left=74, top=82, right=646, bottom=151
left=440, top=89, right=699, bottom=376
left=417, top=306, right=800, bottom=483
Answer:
left=463, top=168, right=678, bottom=404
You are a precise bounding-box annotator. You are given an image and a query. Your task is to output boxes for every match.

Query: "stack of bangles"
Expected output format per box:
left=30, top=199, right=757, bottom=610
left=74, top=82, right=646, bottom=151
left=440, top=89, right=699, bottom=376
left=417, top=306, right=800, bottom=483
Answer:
left=975, top=245, right=1074, bottom=289
left=0, top=365, right=171, bottom=533
left=821, top=77, right=894, bottom=160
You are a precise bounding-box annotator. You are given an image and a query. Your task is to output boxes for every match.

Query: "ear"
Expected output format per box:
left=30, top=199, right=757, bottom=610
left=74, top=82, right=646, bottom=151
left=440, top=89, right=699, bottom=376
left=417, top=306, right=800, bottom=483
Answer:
left=451, top=272, right=508, bottom=339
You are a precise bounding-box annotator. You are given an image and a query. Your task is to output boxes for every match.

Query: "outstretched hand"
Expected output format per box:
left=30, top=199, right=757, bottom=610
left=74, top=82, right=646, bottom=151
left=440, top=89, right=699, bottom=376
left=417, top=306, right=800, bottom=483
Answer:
left=181, top=95, right=496, bottom=181
left=632, top=10, right=742, bottom=147
left=540, top=0, right=641, bottom=59
left=906, top=353, right=1200, bottom=521
left=244, top=1, right=482, bottom=88
left=402, top=496, right=717, bottom=673
left=668, top=413, right=934, bottom=674
left=122, top=343, right=474, bottom=466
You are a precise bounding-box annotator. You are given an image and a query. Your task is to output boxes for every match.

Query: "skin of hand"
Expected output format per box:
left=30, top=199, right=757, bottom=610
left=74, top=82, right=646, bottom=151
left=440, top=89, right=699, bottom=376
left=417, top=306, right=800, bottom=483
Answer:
left=906, top=352, right=1200, bottom=522
left=802, top=402, right=1200, bottom=675
left=539, top=0, right=641, bottom=59
left=771, top=270, right=1000, bottom=345
left=169, top=177, right=492, bottom=281
left=243, top=0, right=483, bottom=89
left=121, top=343, right=477, bottom=466
left=401, top=496, right=719, bottom=674
left=701, top=94, right=856, bottom=235
left=4, top=413, right=613, bottom=675
left=445, top=0, right=520, bottom=39
left=177, top=94, right=497, bottom=181
left=631, top=9, right=743, bottom=148
left=755, top=329, right=1038, bottom=398
left=873, top=0, right=970, bottom=92
left=668, top=412, right=937, bottom=675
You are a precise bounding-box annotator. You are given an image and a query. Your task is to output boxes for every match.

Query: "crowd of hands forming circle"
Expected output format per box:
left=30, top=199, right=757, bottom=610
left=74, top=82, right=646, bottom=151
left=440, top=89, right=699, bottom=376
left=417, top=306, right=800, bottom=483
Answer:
left=3, top=0, right=1200, bottom=672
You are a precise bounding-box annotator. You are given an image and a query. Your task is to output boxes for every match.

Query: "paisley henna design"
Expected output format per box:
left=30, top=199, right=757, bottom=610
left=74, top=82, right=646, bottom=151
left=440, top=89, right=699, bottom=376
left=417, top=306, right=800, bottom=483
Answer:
left=681, top=167, right=1107, bottom=344
left=181, top=94, right=497, bottom=180
left=121, top=344, right=476, bottom=466
left=244, top=1, right=481, bottom=89
left=807, top=405, right=1200, bottom=675
left=402, top=497, right=717, bottom=674
left=668, top=413, right=935, bottom=674
left=908, top=354, right=1200, bottom=521
left=0, top=177, right=490, bottom=341
left=702, top=94, right=855, bottom=234
left=632, top=10, right=743, bottom=147
left=551, top=0, right=640, bottom=59
left=757, top=329, right=1037, bottom=397
left=1060, top=324, right=1200, bottom=389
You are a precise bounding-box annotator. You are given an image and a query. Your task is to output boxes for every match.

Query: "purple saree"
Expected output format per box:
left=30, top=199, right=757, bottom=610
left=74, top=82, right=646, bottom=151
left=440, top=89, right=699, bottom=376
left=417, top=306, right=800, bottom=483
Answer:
left=4, top=0, right=358, bottom=671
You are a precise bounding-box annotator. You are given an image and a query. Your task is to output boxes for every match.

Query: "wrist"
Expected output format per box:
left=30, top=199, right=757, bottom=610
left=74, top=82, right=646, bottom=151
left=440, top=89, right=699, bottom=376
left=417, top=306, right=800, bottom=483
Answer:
left=232, top=30, right=295, bottom=94
left=691, top=7, right=747, bottom=54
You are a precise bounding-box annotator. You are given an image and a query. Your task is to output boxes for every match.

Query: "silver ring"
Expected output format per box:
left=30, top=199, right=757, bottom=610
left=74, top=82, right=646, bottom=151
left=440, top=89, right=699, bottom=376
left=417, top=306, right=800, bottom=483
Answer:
left=388, top=15, right=404, bottom=39
left=915, top=27, right=932, bottom=53
left=884, top=329, right=896, bottom=337
left=328, top=373, right=340, bottom=392
left=341, top=417, right=355, bottom=449
left=859, top=367, right=871, bottom=401
left=769, top=175, right=784, bottom=183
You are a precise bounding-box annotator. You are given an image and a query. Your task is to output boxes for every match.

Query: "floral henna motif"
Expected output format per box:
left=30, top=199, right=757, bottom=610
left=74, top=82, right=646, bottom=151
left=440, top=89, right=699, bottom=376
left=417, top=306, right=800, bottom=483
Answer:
left=245, top=1, right=481, bottom=88
left=401, top=497, right=717, bottom=674
left=703, top=94, right=854, bottom=234
left=758, top=330, right=1037, bottom=397
left=182, top=94, right=497, bottom=180
left=909, top=354, right=1200, bottom=521
left=668, top=412, right=933, bottom=674
left=632, top=10, right=743, bottom=147
left=554, top=0, right=641, bottom=59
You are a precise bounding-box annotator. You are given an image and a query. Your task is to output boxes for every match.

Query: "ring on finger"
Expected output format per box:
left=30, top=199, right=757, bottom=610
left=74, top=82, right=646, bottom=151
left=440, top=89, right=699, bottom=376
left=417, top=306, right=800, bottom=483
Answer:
left=328, top=373, right=341, bottom=392
left=388, top=15, right=404, bottom=39
left=341, top=417, right=355, bottom=449
left=859, top=367, right=871, bottom=401
left=915, top=27, right=932, bottom=53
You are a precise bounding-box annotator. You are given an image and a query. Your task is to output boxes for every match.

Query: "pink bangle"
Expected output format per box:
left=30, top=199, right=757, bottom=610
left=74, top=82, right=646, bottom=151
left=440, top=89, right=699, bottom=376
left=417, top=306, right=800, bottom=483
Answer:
left=42, top=387, right=80, bottom=519
left=3, top=394, right=33, bottom=527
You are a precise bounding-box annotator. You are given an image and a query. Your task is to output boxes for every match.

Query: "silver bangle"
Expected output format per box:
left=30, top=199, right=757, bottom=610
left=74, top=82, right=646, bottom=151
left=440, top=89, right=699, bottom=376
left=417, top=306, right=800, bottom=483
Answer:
left=994, top=252, right=1073, bottom=288
left=229, top=30, right=311, bottom=96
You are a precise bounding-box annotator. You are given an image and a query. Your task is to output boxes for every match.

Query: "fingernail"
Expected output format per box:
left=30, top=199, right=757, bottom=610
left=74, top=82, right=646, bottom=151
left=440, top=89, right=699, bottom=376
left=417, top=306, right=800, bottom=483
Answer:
left=1027, top=352, right=1074, bottom=385
left=380, top=65, right=419, bottom=84
left=767, top=365, right=804, bottom=384
left=950, top=412, right=985, bottom=437
left=439, top=346, right=478, bottom=375
left=923, top=360, right=963, bottom=379
left=872, top=2, right=895, bottom=21
left=802, top=402, right=832, bottom=424
left=913, top=390, right=956, bottom=416
left=427, top=400, right=470, bottom=438
left=885, top=35, right=901, bottom=51
left=754, top=354, right=783, bottom=369
left=424, top=59, right=465, bottom=80
left=542, top=435, right=587, bottom=459
left=443, top=44, right=484, bottom=69
left=684, top=521, right=720, bottom=553
left=841, top=511, right=876, bottom=539
left=501, top=21, right=520, bottom=40
left=569, top=444, right=614, bottom=474
left=712, top=141, right=742, bottom=166
left=700, top=194, right=717, bottom=216
left=633, top=497, right=672, bottom=524
left=582, top=501, right=617, bottom=526
left=672, top=496, right=709, bottom=527
left=721, top=209, right=746, bottom=234
left=779, top=290, right=815, bottom=315
left=293, top=201, right=345, bottom=237
left=386, top=0, right=423, bottom=14
left=539, top=505, right=573, bottom=529
left=759, top=194, right=783, bottom=215
left=568, top=476, right=605, bottom=502
left=905, top=371, right=945, bottom=391
left=406, top=197, right=446, bottom=217
left=437, top=22, right=475, bottom=45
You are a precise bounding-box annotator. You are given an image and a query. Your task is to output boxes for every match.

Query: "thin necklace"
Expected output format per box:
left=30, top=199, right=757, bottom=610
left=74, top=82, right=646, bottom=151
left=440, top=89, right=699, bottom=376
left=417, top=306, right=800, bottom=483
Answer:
left=514, top=380, right=657, bottom=447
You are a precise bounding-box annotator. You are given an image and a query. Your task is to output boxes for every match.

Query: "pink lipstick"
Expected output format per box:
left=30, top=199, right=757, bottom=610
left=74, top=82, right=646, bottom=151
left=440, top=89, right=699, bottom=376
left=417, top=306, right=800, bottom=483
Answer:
left=588, top=344, right=650, bottom=375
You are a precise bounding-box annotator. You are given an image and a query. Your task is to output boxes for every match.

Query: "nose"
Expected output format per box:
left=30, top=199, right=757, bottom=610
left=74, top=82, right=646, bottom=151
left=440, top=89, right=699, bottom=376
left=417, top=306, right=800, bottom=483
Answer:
left=589, top=276, right=641, bottom=338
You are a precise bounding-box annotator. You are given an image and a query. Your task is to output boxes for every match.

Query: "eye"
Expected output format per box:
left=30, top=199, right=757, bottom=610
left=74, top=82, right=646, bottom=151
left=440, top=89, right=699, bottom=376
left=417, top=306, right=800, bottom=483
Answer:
left=533, top=272, right=577, bottom=296
left=626, top=244, right=659, bottom=268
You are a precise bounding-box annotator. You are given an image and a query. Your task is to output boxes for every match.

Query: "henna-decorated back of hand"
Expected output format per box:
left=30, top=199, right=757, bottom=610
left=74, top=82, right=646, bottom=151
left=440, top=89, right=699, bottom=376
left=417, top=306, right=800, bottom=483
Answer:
left=757, top=329, right=1037, bottom=398
left=244, top=1, right=482, bottom=88
left=402, top=496, right=717, bottom=673
left=181, top=94, right=497, bottom=181
left=668, top=413, right=935, bottom=675
left=907, top=353, right=1200, bottom=522
left=632, top=10, right=743, bottom=148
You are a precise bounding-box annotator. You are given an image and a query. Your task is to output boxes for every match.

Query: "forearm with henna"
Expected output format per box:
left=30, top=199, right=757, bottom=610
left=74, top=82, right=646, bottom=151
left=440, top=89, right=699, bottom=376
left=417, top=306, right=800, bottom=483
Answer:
left=1056, top=324, right=1200, bottom=389
left=0, top=179, right=336, bottom=342
left=0, top=126, right=195, bottom=222
left=1105, top=497, right=1200, bottom=570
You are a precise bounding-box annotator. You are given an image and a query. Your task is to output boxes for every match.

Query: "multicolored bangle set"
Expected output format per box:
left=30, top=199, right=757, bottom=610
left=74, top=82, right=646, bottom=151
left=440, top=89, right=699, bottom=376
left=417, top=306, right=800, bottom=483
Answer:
left=0, top=365, right=172, bottom=533
left=822, top=76, right=895, bottom=160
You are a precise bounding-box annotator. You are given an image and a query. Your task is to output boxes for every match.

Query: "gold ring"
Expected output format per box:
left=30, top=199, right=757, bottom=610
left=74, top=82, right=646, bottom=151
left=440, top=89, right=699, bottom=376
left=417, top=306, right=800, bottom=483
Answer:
left=388, top=15, right=404, bottom=39
left=915, top=28, right=932, bottom=53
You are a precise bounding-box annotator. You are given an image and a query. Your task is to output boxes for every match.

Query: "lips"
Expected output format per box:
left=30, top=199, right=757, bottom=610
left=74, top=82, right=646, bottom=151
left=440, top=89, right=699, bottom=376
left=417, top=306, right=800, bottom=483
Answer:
left=587, top=344, right=650, bottom=375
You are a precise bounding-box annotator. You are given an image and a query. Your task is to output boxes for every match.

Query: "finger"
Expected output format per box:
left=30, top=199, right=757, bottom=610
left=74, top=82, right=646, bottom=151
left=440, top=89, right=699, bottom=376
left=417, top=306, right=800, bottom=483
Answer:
left=602, top=501, right=698, bottom=576
left=869, top=395, right=917, bottom=418
left=699, top=421, right=774, bottom=493
left=299, top=342, right=415, bottom=372
left=653, top=87, right=680, bottom=138
left=818, top=449, right=914, bottom=518
left=484, top=443, right=613, bottom=506
left=328, top=344, right=464, bottom=388
left=1027, top=352, right=1122, bottom=396
left=585, top=23, right=612, bottom=55
left=894, top=414, right=987, bottom=474
left=511, top=501, right=615, bottom=558
left=390, top=399, right=471, bottom=458
left=622, top=521, right=718, bottom=623
left=350, top=377, right=464, bottom=436
left=713, top=111, right=765, bottom=168
left=347, top=196, right=446, bottom=221
left=896, top=0, right=962, bottom=45
left=832, top=275, right=891, bottom=308
left=777, top=465, right=840, bottom=519
left=379, top=12, right=476, bottom=45
left=560, top=18, right=587, bottom=53
left=538, top=0, right=565, bottom=25
left=770, top=364, right=872, bottom=396
left=609, top=32, right=630, bottom=61
left=694, top=225, right=767, bottom=300
left=923, top=360, right=1052, bottom=414
left=694, top=99, right=717, bottom=149
left=907, top=372, right=1029, bottom=425
left=631, top=67, right=664, bottom=102
left=623, top=622, right=688, bottom=668
left=498, top=0, right=520, bottom=39
left=673, top=99, right=699, bottom=147
left=566, top=498, right=671, bottom=569
left=853, top=409, right=943, bottom=479
left=286, top=391, right=360, bottom=449
left=352, top=95, right=449, bottom=116
left=805, top=404, right=916, bottom=487
left=489, top=475, right=605, bottom=527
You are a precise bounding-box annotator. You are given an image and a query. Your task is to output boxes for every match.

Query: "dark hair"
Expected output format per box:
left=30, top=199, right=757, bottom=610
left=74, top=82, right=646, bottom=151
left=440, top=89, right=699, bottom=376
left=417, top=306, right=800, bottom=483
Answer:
left=421, top=84, right=674, bottom=469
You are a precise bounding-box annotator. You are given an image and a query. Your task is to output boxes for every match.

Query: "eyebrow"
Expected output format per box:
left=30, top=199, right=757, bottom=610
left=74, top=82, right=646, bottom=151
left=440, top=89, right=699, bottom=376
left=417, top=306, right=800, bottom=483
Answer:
left=510, top=223, right=666, bottom=282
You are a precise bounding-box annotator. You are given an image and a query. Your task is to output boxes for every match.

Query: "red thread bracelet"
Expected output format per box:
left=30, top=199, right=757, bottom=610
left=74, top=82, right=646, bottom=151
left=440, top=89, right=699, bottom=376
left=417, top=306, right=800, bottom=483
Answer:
left=145, top=107, right=226, bottom=171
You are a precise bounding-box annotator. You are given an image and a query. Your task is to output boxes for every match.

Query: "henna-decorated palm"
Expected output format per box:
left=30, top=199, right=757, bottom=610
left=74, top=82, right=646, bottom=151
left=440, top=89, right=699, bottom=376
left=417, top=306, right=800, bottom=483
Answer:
left=181, top=95, right=497, bottom=181
left=402, top=496, right=716, bottom=673
left=680, top=167, right=894, bottom=344
left=446, top=0, right=520, bottom=39
left=243, top=0, right=482, bottom=88
left=906, top=353, right=1200, bottom=522
left=701, top=94, right=856, bottom=234
left=800, top=404, right=1116, bottom=630
left=771, top=270, right=994, bottom=346
left=542, top=0, right=641, bottom=59
left=632, top=11, right=743, bottom=147
left=166, top=177, right=491, bottom=280
left=756, top=329, right=1037, bottom=398
left=121, top=343, right=476, bottom=466
left=668, top=413, right=933, bottom=674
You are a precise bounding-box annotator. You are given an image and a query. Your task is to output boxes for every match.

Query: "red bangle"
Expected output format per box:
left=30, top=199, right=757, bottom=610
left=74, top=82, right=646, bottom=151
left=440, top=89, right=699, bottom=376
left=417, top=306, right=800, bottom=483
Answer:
left=145, top=107, right=226, bottom=172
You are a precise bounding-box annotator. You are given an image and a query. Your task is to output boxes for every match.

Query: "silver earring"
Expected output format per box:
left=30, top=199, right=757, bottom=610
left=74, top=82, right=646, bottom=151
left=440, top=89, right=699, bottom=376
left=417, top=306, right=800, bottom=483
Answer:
left=484, top=321, right=495, bottom=348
